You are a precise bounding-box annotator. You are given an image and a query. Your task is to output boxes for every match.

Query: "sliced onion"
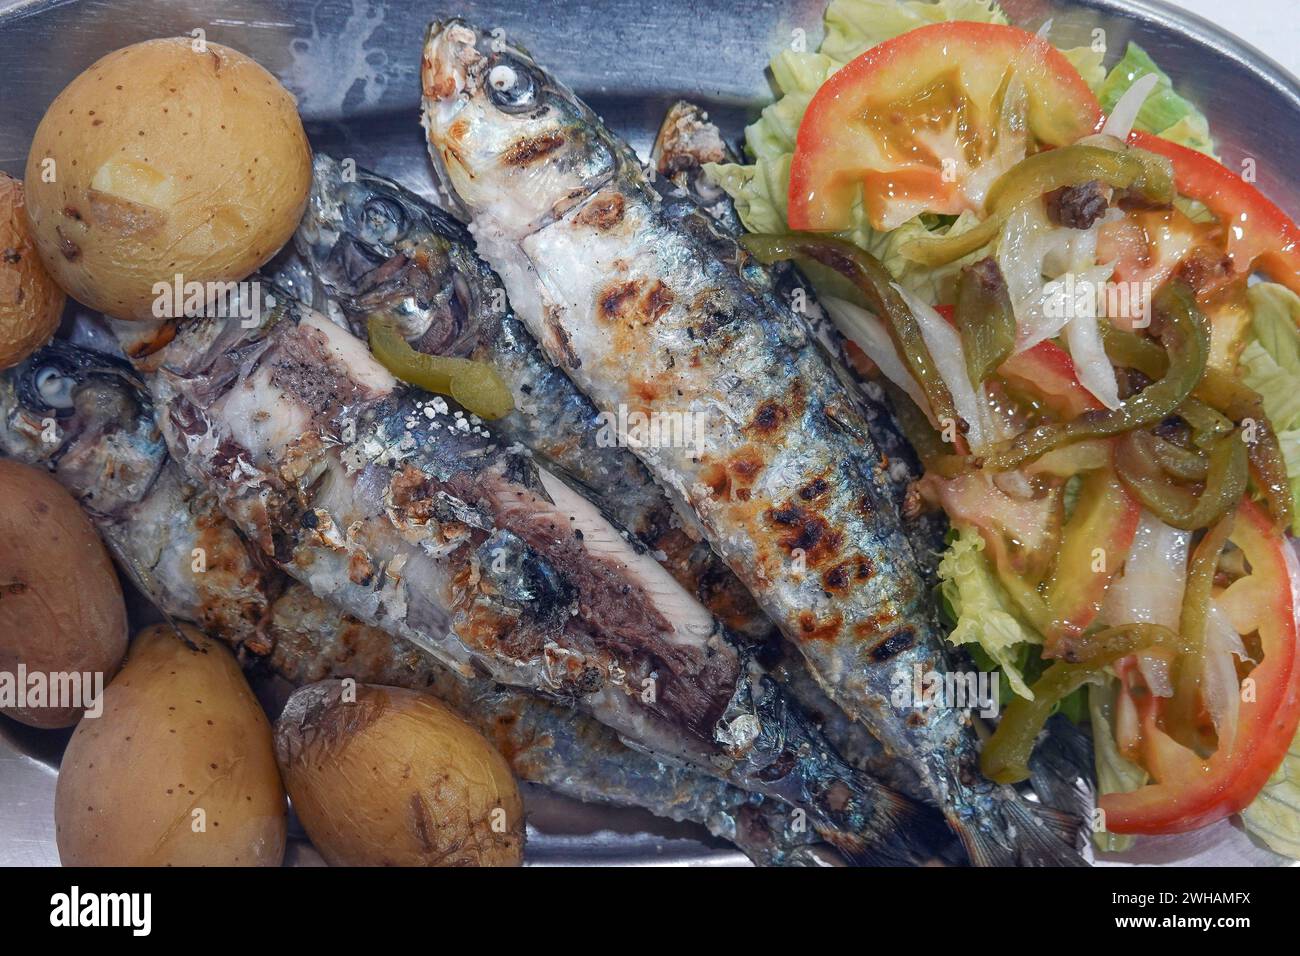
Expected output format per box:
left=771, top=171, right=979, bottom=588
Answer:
left=892, top=282, right=991, bottom=452
left=820, top=295, right=934, bottom=424
left=1103, top=511, right=1191, bottom=700
left=1101, top=72, right=1161, bottom=142
left=1202, top=602, right=1243, bottom=744
left=1001, top=201, right=1119, bottom=354
left=962, top=74, right=1028, bottom=208
left=1061, top=263, right=1122, bottom=409
left=1137, top=654, right=1174, bottom=698
left=1102, top=510, right=1191, bottom=631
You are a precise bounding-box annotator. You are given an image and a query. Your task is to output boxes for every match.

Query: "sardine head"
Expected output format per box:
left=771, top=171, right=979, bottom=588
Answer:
left=421, top=19, right=616, bottom=237
left=0, top=341, right=166, bottom=514
left=298, top=154, right=478, bottom=353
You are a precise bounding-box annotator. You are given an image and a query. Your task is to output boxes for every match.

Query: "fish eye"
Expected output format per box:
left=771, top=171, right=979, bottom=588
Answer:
left=484, top=55, right=539, bottom=113
left=360, top=196, right=407, bottom=247
left=18, top=363, right=77, bottom=418
left=33, top=367, right=77, bottom=409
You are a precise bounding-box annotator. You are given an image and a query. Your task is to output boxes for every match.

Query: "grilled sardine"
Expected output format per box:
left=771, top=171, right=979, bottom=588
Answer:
left=420, top=20, right=1081, bottom=865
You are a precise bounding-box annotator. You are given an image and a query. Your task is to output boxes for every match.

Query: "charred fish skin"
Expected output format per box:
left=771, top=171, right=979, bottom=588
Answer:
left=655, top=103, right=1099, bottom=835
left=290, top=155, right=936, bottom=808
left=0, top=342, right=276, bottom=639
left=290, top=154, right=772, bottom=644
left=652, top=103, right=939, bottom=803
left=649, top=102, right=950, bottom=583
left=421, top=21, right=1082, bottom=865
left=119, top=295, right=943, bottom=863
left=0, top=346, right=833, bottom=867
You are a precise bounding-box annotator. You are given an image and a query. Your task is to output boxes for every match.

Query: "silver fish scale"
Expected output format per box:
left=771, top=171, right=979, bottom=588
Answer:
left=113, top=296, right=946, bottom=863
left=0, top=341, right=832, bottom=867
left=288, top=154, right=933, bottom=803
left=421, top=19, right=1083, bottom=865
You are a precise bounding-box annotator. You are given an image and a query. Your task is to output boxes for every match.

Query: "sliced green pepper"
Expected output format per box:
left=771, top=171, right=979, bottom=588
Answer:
left=877, top=379, right=967, bottom=477
left=1099, top=322, right=1166, bottom=380
left=1166, top=512, right=1236, bottom=755
left=1103, top=324, right=1291, bottom=529
left=954, top=258, right=1016, bottom=386
left=1116, top=428, right=1248, bottom=531
left=742, top=233, right=964, bottom=441
left=985, top=281, right=1210, bottom=471
left=368, top=317, right=514, bottom=420
left=904, top=145, right=1175, bottom=267
left=982, top=623, right=1181, bottom=784
left=1196, top=369, right=1294, bottom=532
left=984, top=145, right=1173, bottom=215
left=1178, top=399, right=1236, bottom=450
left=1149, top=434, right=1209, bottom=481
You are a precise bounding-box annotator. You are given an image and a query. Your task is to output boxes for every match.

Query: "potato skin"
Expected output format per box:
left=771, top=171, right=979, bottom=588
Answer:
left=276, top=681, right=525, bottom=866
left=0, top=174, right=64, bottom=369
left=55, top=624, right=287, bottom=866
left=0, top=460, right=126, bottom=727
left=23, top=37, right=311, bottom=320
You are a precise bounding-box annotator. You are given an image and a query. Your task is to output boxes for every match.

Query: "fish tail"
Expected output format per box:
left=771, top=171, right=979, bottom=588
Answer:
left=1027, top=714, right=1097, bottom=823
left=951, top=791, right=1088, bottom=867
left=814, top=784, right=952, bottom=867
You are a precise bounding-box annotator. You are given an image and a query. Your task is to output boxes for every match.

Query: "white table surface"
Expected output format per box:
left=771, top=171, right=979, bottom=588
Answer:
left=1164, top=0, right=1300, bottom=76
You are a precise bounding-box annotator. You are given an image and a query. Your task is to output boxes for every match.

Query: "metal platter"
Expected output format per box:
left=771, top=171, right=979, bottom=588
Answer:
left=1, top=0, right=1297, bottom=867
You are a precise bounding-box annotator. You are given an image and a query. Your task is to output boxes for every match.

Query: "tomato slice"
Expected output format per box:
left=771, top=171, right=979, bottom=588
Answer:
left=1128, top=131, right=1300, bottom=296
left=789, top=21, right=1102, bottom=232
left=1100, top=499, right=1300, bottom=834
left=1041, top=461, right=1140, bottom=651
left=998, top=340, right=1101, bottom=419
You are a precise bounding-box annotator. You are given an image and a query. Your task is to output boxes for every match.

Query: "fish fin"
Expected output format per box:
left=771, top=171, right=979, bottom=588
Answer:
left=954, top=794, right=1089, bottom=867
left=816, top=786, right=952, bottom=867
left=1022, top=715, right=1096, bottom=848
left=1030, top=802, right=1091, bottom=851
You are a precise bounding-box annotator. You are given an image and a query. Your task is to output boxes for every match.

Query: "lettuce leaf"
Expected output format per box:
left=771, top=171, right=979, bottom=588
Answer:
left=1061, top=44, right=1106, bottom=92
left=937, top=524, right=1041, bottom=698
left=1240, top=283, right=1300, bottom=520
left=818, top=0, right=1006, bottom=64
left=1089, top=681, right=1147, bottom=853
left=1095, top=43, right=1217, bottom=157
left=1242, top=733, right=1300, bottom=860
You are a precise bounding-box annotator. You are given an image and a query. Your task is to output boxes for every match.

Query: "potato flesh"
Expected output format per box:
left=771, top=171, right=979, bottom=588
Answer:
left=89, top=159, right=175, bottom=209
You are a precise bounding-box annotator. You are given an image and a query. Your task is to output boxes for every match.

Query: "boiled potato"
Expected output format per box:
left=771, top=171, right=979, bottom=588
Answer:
left=55, top=624, right=286, bottom=866
left=23, top=37, right=311, bottom=320
left=0, top=460, right=126, bottom=728
left=0, top=173, right=64, bottom=369
left=275, top=681, right=525, bottom=866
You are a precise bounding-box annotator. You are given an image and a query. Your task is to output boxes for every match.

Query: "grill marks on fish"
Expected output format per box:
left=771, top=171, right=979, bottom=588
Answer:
left=287, top=155, right=776, bottom=647
left=0, top=342, right=857, bottom=867
left=574, top=189, right=625, bottom=230
left=420, top=25, right=1085, bottom=865
left=503, top=131, right=567, bottom=167
left=597, top=276, right=675, bottom=327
